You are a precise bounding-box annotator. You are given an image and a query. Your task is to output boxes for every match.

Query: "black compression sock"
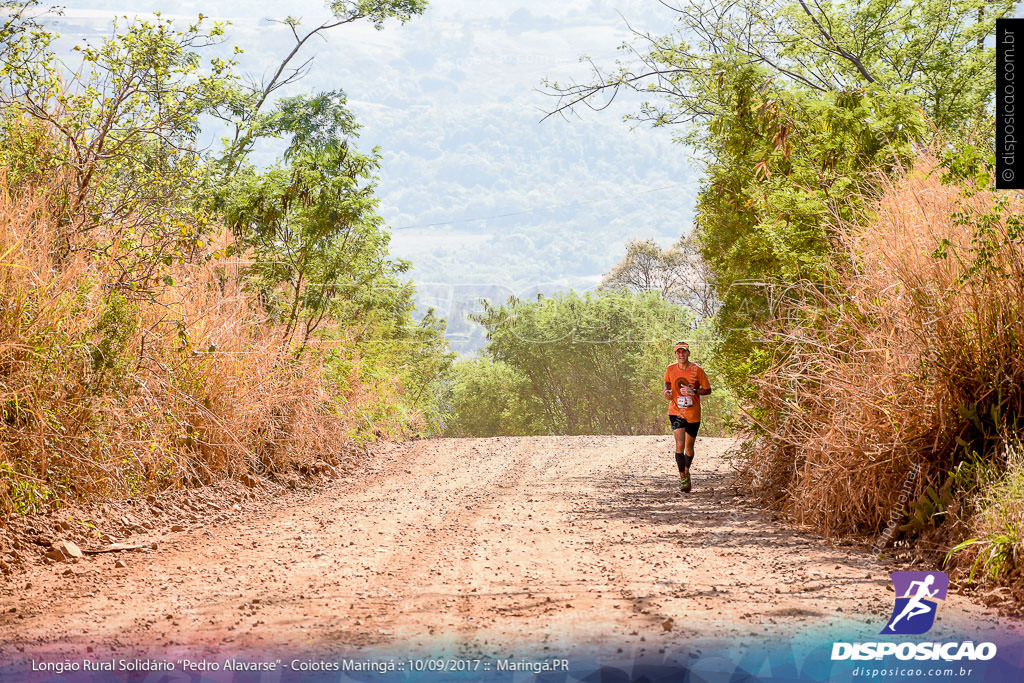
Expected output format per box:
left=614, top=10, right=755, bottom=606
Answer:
left=674, top=452, right=686, bottom=473
left=685, top=454, right=694, bottom=469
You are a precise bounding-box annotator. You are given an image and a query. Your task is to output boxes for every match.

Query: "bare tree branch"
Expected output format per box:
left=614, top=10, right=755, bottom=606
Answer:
left=795, top=0, right=875, bottom=83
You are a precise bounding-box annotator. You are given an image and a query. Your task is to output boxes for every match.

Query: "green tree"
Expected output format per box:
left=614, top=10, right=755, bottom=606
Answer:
left=457, top=290, right=707, bottom=435
left=1, top=10, right=239, bottom=288
left=694, top=64, right=925, bottom=395
left=546, top=1, right=964, bottom=396
left=443, top=358, right=537, bottom=437
left=217, top=0, right=428, bottom=176
left=219, top=89, right=454, bottom=432
left=1, top=1, right=50, bottom=85
left=2, top=1, right=431, bottom=286
left=327, top=287, right=454, bottom=438
left=544, top=0, right=1006, bottom=138
left=222, top=112, right=391, bottom=346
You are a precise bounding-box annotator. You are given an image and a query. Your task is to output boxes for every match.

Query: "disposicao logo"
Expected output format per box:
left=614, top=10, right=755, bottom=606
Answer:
left=831, top=570, right=997, bottom=663
left=882, top=571, right=948, bottom=635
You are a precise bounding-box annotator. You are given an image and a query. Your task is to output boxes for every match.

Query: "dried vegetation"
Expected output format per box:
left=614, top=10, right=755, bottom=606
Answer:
left=0, top=172, right=362, bottom=516
left=740, top=155, right=1024, bottom=588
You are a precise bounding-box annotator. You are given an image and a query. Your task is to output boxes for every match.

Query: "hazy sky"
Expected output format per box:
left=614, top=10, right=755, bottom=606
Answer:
left=44, top=1, right=701, bottom=346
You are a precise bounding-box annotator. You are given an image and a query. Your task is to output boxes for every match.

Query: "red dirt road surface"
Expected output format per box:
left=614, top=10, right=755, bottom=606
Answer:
left=1, top=436, right=1018, bottom=661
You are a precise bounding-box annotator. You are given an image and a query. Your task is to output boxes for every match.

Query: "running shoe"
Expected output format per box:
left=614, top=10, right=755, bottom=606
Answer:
left=680, top=472, right=692, bottom=493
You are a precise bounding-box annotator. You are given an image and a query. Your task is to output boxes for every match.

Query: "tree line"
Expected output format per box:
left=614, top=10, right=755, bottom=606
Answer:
left=0, top=0, right=451, bottom=513
left=444, top=290, right=736, bottom=438
left=540, top=0, right=1024, bottom=587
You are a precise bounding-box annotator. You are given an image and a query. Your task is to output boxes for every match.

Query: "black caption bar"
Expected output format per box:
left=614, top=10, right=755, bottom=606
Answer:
left=997, top=19, right=1024, bottom=189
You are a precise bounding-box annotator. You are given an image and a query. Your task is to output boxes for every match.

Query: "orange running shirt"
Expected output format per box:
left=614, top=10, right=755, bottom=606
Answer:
left=664, top=362, right=711, bottom=422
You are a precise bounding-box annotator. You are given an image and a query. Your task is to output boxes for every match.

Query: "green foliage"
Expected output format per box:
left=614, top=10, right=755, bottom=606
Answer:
left=948, top=530, right=1019, bottom=585
left=2, top=1, right=431, bottom=290
left=0, top=1, right=52, bottom=85
left=330, top=1, right=428, bottom=28
left=694, top=64, right=926, bottom=397
left=0, top=462, right=59, bottom=515
left=939, top=141, right=993, bottom=191
left=390, top=307, right=455, bottom=432
left=223, top=142, right=392, bottom=345
left=87, top=291, right=139, bottom=382
left=1, top=11, right=235, bottom=288
left=546, top=0, right=1001, bottom=403
left=443, top=358, right=537, bottom=437
left=0, top=1, right=447, bottom=515
left=217, top=1, right=428, bottom=176
left=219, top=92, right=455, bottom=428
left=273, top=91, right=361, bottom=160
left=447, top=289, right=733, bottom=436
left=900, top=477, right=955, bottom=535
left=546, top=0, right=1006, bottom=139
left=333, top=298, right=454, bottom=439
left=945, top=445, right=1024, bottom=584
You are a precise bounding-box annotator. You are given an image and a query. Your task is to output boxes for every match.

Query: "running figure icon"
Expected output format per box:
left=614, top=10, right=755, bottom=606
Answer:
left=885, top=575, right=937, bottom=632
left=881, top=571, right=948, bottom=635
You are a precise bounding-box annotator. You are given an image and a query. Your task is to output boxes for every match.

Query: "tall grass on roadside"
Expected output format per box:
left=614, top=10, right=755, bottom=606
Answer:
left=0, top=173, right=357, bottom=515
left=946, top=441, right=1023, bottom=586
left=741, top=155, right=1024, bottom=547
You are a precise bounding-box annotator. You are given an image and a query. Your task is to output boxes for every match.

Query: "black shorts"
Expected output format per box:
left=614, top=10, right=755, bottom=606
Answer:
left=669, top=415, right=700, bottom=437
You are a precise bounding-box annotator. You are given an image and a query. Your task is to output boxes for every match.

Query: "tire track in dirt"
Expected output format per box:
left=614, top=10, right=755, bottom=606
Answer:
left=0, top=436, right=1018, bottom=663
left=324, top=438, right=542, bottom=652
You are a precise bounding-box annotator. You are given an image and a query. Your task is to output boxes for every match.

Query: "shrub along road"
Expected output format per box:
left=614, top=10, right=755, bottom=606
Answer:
left=0, top=436, right=1016, bottom=661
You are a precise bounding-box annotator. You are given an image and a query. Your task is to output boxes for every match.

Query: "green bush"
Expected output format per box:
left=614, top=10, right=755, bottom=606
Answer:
left=446, top=289, right=735, bottom=436
left=443, top=358, right=537, bottom=437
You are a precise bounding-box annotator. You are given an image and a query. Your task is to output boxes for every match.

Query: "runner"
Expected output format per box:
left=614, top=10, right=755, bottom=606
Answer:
left=663, top=341, right=711, bottom=493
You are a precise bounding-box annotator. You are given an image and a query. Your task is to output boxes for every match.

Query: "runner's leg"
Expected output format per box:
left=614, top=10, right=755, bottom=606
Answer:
left=683, top=431, right=696, bottom=473
left=673, top=427, right=686, bottom=481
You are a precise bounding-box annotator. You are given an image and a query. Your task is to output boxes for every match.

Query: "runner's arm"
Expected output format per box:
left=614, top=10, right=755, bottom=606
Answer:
left=694, top=369, right=712, bottom=396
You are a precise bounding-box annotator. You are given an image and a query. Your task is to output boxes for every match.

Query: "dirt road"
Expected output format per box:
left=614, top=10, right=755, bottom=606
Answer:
left=0, top=436, right=1016, bottom=661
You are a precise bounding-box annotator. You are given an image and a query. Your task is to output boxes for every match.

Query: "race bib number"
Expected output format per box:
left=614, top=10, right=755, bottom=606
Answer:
left=677, top=395, right=693, bottom=409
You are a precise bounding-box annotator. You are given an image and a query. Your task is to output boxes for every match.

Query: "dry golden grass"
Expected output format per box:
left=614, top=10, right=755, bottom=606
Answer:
left=742, top=155, right=1024, bottom=541
left=0, top=172, right=357, bottom=514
